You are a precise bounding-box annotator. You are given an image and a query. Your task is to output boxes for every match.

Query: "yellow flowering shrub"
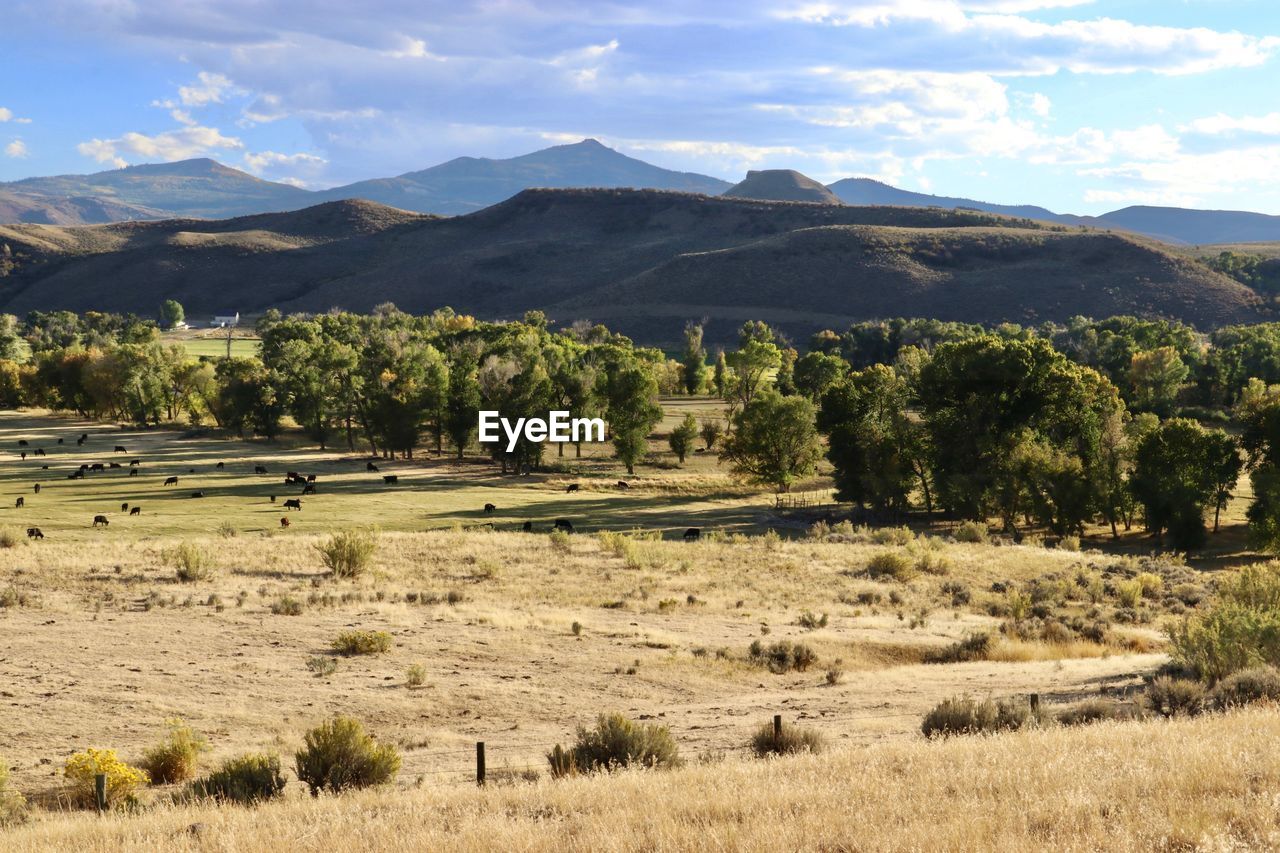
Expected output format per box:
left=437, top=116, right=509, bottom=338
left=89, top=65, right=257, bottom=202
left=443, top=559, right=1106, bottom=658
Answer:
left=63, top=748, right=148, bottom=808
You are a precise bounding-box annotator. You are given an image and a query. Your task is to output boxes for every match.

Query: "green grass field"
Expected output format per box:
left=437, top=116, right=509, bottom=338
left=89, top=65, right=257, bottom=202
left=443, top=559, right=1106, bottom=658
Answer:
left=0, top=406, right=768, bottom=543
left=160, top=332, right=261, bottom=360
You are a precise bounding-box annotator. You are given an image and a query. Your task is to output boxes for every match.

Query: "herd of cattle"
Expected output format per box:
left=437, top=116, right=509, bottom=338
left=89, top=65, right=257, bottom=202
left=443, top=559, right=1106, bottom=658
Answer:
left=9, top=430, right=703, bottom=541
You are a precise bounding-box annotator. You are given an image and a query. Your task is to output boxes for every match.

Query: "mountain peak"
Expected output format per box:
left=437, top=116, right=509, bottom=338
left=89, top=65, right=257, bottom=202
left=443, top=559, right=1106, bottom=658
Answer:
left=117, top=158, right=254, bottom=180
left=723, top=169, right=842, bottom=205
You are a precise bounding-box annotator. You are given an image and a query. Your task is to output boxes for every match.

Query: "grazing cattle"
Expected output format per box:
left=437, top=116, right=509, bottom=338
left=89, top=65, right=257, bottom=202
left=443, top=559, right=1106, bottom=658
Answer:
left=254, top=465, right=268, bottom=475
left=93, top=515, right=109, bottom=528
left=163, top=476, right=179, bottom=486
left=306, top=474, right=316, bottom=483
left=484, top=503, right=496, bottom=514
left=269, top=495, right=276, bottom=503
left=366, top=462, right=379, bottom=472
left=26, top=527, right=42, bottom=539
left=120, top=503, right=129, bottom=512
left=554, top=519, right=574, bottom=533
left=114, top=445, right=127, bottom=453
left=76, top=437, right=85, bottom=447
left=129, top=469, right=138, bottom=477
left=56, top=438, right=63, bottom=445
left=67, top=471, right=82, bottom=480
left=129, top=459, right=140, bottom=466
left=383, top=475, right=398, bottom=484
left=683, top=528, right=701, bottom=542
left=188, top=468, right=195, bottom=474
left=79, top=464, right=88, bottom=471
left=32, top=484, right=39, bottom=494
left=616, top=480, right=629, bottom=489
left=19, top=452, right=25, bottom=461
left=16, top=439, right=27, bottom=447
left=283, top=498, right=302, bottom=511
left=14, top=497, right=23, bottom=508
left=34, top=448, right=45, bottom=457
left=79, top=433, right=88, bottom=442
left=109, top=462, right=121, bottom=469
left=190, top=491, right=204, bottom=498
left=522, top=520, right=533, bottom=532
left=286, top=471, right=300, bottom=480
left=130, top=506, right=141, bottom=516
left=566, top=484, right=580, bottom=493
left=280, top=517, right=290, bottom=528
left=216, top=461, right=224, bottom=470
left=90, top=463, right=104, bottom=472
left=302, top=484, right=316, bottom=495
left=40, top=465, right=47, bottom=470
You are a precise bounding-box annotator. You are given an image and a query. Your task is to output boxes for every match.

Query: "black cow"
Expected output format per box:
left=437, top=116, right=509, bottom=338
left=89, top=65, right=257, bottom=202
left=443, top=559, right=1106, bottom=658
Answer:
left=616, top=480, right=630, bottom=489
left=129, top=459, right=140, bottom=466
left=683, top=528, right=701, bottom=542
left=254, top=465, right=267, bottom=475
left=383, top=475, right=398, bottom=484
left=79, top=433, right=88, bottom=442
left=566, top=484, right=580, bottom=493
left=163, top=476, right=178, bottom=486
left=26, top=527, right=42, bottom=539
left=483, top=503, right=496, bottom=514
left=56, top=438, right=63, bottom=445
left=120, top=502, right=129, bottom=512
left=114, top=445, right=127, bottom=453
left=188, top=468, right=195, bottom=474
left=16, top=439, right=27, bottom=447
left=286, top=471, right=300, bottom=480
left=522, top=520, right=533, bottom=532
left=130, top=506, right=141, bottom=516
left=129, top=469, right=138, bottom=477
left=216, top=461, right=224, bottom=470
left=67, top=471, right=82, bottom=480
left=34, top=448, right=45, bottom=457
left=283, top=498, right=302, bottom=511
left=302, top=484, right=316, bottom=495
left=269, top=495, right=276, bottom=503
left=14, top=497, right=23, bottom=508
left=76, top=437, right=85, bottom=447
left=306, top=474, right=316, bottom=483
left=190, top=491, right=204, bottom=498
left=40, top=465, right=47, bottom=470
left=90, top=463, right=104, bottom=472
left=280, top=517, right=290, bottom=528
left=366, top=462, right=379, bottom=472
left=79, top=464, right=88, bottom=471
left=19, top=452, right=25, bottom=460
left=109, top=462, right=121, bottom=469
left=93, top=515, right=109, bottom=527
left=554, top=519, right=574, bottom=533
left=32, top=484, right=39, bottom=494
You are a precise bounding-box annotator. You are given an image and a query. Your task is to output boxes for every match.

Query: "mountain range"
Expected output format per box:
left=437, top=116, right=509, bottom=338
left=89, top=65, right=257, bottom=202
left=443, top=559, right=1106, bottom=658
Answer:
left=0, top=190, right=1263, bottom=345
left=3, top=139, right=1280, bottom=246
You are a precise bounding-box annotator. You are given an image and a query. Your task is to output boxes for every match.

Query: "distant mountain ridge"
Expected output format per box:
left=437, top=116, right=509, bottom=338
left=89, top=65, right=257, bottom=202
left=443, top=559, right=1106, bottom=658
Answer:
left=3, top=140, right=1280, bottom=246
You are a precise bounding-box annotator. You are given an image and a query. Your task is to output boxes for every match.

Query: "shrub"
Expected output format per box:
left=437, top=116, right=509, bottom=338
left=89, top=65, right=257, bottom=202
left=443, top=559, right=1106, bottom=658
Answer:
left=866, top=550, right=916, bottom=582
left=796, top=611, right=828, bottom=630
left=216, top=521, right=237, bottom=538
left=1057, top=535, right=1080, bottom=552
left=332, top=629, right=392, bottom=655
left=0, top=759, right=26, bottom=826
left=170, top=542, right=214, bottom=582
left=927, top=632, right=991, bottom=664
left=0, top=528, right=19, bottom=549
left=748, top=640, right=817, bottom=673
left=1135, top=572, right=1164, bottom=599
left=1169, top=563, right=1280, bottom=680
left=547, top=713, right=680, bottom=776
left=141, top=718, right=208, bottom=784
left=921, top=695, right=1029, bottom=738
left=316, top=528, right=378, bottom=579
left=63, top=748, right=148, bottom=809
left=405, top=663, right=427, bottom=688
left=306, top=656, right=337, bottom=677
left=952, top=521, right=988, bottom=544
left=294, top=716, right=401, bottom=795
left=1145, top=676, right=1206, bottom=718
left=1209, top=665, right=1280, bottom=709
left=188, top=753, right=285, bottom=804
left=548, top=530, right=572, bottom=552
left=914, top=548, right=952, bottom=576
left=750, top=720, right=824, bottom=756
left=870, top=525, right=915, bottom=546
left=270, top=596, right=304, bottom=616
left=1056, top=698, right=1145, bottom=726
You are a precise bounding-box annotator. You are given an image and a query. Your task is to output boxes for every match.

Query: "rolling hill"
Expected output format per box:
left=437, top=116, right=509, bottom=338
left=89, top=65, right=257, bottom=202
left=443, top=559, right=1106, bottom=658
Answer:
left=722, top=170, right=841, bottom=204
left=0, top=190, right=1263, bottom=344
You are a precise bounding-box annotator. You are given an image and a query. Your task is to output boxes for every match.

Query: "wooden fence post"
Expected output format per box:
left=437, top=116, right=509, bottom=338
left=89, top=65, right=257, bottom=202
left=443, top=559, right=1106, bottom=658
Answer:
left=94, top=773, right=107, bottom=813
left=476, top=741, right=486, bottom=787
left=773, top=714, right=782, bottom=740
left=1029, top=693, right=1041, bottom=713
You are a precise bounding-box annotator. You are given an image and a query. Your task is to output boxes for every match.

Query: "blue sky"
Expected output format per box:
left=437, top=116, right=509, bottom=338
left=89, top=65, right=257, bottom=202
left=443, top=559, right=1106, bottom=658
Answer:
left=2, top=0, right=1280, bottom=214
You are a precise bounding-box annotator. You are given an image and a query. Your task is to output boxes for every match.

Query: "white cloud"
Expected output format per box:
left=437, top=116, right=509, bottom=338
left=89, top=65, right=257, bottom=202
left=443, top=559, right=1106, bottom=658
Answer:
left=178, top=71, right=237, bottom=107
left=77, top=125, right=244, bottom=167
left=4, top=139, right=28, bottom=158
left=382, top=36, right=445, bottom=61
left=0, top=107, right=31, bottom=124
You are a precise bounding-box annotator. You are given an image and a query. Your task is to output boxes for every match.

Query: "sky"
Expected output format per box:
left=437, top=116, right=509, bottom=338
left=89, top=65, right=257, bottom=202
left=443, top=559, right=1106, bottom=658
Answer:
left=2, top=0, right=1280, bottom=214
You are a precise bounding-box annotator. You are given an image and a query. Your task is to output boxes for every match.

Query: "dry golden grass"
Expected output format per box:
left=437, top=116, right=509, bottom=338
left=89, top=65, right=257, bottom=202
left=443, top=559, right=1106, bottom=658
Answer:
left=6, top=708, right=1280, bottom=851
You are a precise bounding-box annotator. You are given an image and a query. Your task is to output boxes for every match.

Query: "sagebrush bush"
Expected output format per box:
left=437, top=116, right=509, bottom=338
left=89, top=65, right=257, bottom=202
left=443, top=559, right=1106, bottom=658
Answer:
left=1169, top=563, right=1280, bottom=680
left=866, top=550, right=917, bottom=582
left=170, top=542, right=214, bottom=582
left=0, top=528, right=19, bottom=549
left=750, top=720, right=824, bottom=756
left=332, top=629, right=392, bottom=655
left=927, top=632, right=991, bottom=664
left=0, top=759, right=26, bottom=826
left=63, top=748, right=148, bottom=809
left=270, top=596, right=303, bottom=616
left=188, top=753, right=285, bottom=804
left=921, top=695, right=1030, bottom=738
left=306, top=656, right=337, bottom=677
left=1055, top=698, right=1145, bottom=727
left=548, top=713, right=680, bottom=776
left=952, top=521, right=988, bottom=544
left=1057, top=535, right=1081, bottom=552
left=1145, top=676, right=1206, bottom=718
left=1209, top=665, right=1280, bottom=709
left=141, top=718, right=208, bottom=784
left=870, top=525, right=915, bottom=546
left=748, top=640, right=817, bottom=673
left=405, top=663, right=427, bottom=688
left=294, top=716, right=401, bottom=796
left=548, top=530, right=572, bottom=552
left=316, top=528, right=378, bottom=579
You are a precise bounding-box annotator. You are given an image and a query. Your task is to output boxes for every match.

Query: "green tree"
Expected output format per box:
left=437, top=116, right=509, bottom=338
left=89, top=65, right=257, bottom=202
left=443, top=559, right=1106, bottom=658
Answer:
left=668, top=412, right=698, bottom=464
left=1127, top=346, right=1188, bottom=416
left=1129, top=418, right=1228, bottom=550
left=721, top=390, right=822, bottom=492
left=443, top=362, right=482, bottom=458
left=700, top=418, right=722, bottom=451
left=159, top=299, right=185, bottom=330
left=794, top=351, right=846, bottom=401
left=602, top=362, right=662, bottom=474
left=680, top=322, right=708, bottom=395
left=712, top=349, right=729, bottom=399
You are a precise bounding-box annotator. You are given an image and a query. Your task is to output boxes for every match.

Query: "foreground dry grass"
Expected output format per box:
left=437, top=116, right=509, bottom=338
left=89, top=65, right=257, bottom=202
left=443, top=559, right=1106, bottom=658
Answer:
left=8, top=708, right=1280, bottom=851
